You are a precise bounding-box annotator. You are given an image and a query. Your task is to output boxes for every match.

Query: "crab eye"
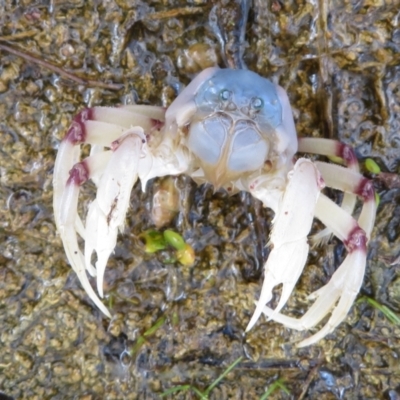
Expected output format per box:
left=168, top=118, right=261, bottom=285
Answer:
left=220, top=89, right=232, bottom=101
left=251, top=97, right=264, bottom=110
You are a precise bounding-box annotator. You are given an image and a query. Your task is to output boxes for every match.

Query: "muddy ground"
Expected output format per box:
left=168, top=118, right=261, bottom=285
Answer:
left=1, top=1, right=400, bottom=399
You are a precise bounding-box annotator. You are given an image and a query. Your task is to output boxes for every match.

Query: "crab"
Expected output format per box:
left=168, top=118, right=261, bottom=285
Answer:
left=53, top=67, right=376, bottom=347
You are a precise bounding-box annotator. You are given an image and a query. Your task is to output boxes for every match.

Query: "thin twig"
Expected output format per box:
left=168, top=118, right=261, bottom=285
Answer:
left=297, top=356, right=324, bottom=400
left=0, top=42, right=123, bottom=90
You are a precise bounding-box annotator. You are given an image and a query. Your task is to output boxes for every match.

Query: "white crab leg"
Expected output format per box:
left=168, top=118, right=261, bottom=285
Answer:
left=121, top=105, right=166, bottom=121
left=59, top=151, right=112, bottom=276
left=53, top=108, right=165, bottom=237
left=298, top=138, right=360, bottom=172
left=245, top=158, right=324, bottom=333
left=53, top=105, right=167, bottom=314
left=84, top=128, right=146, bottom=298
left=262, top=165, right=376, bottom=347
left=89, top=106, right=164, bottom=129
left=58, top=128, right=144, bottom=314
left=58, top=156, right=112, bottom=317
left=298, top=138, right=360, bottom=244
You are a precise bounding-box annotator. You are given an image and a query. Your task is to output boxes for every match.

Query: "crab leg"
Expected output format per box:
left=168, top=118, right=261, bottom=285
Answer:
left=54, top=105, right=166, bottom=314
left=57, top=128, right=145, bottom=314
left=262, top=164, right=376, bottom=347
left=246, top=158, right=324, bottom=333
left=58, top=153, right=112, bottom=317
left=84, top=128, right=146, bottom=298
left=298, top=138, right=360, bottom=244
left=53, top=106, right=165, bottom=234
left=298, top=138, right=359, bottom=172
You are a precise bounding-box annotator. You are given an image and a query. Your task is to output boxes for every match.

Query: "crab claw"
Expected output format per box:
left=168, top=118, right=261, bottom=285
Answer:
left=262, top=244, right=366, bottom=347
left=246, top=159, right=323, bottom=333
left=58, top=161, right=112, bottom=317
left=55, top=127, right=145, bottom=316
left=84, top=128, right=146, bottom=299
left=259, top=163, right=376, bottom=347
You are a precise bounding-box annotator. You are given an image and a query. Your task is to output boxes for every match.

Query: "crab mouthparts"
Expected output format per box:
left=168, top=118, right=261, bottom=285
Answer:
left=188, top=117, right=270, bottom=188
left=201, top=159, right=239, bottom=189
